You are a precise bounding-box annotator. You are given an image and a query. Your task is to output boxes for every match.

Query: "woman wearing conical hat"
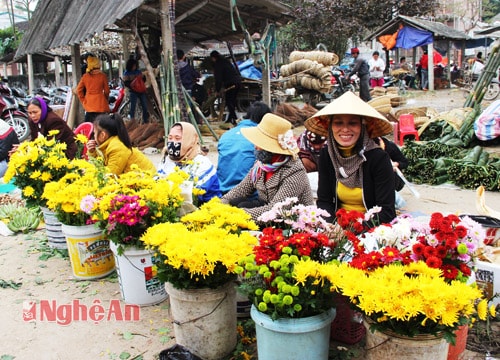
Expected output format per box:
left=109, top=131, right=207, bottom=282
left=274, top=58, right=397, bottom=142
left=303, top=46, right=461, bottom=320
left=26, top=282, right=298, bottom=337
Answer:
left=221, top=113, right=314, bottom=221
left=304, top=92, right=396, bottom=225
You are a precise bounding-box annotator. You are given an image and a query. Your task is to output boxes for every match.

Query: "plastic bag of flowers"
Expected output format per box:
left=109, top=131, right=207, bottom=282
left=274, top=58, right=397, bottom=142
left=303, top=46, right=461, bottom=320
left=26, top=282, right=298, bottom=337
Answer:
left=141, top=197, right=259, bottom=290
left=82, top=166, right=188, bottom=255
left=237, top=197, right=345, bottom=320
left=4, top=131, right=86, bottom=208
left=292, top=260, right=488, bottom=344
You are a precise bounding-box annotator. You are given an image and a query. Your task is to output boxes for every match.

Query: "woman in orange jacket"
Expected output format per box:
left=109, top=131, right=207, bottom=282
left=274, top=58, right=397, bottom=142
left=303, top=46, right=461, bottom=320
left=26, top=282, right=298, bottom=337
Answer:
left=77, top=56, right=110, bottom=123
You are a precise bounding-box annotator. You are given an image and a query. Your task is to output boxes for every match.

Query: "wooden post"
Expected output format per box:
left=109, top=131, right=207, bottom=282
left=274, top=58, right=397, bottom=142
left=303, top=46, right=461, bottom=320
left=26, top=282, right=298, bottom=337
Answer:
left=54, top=55, right=61, bottom=86
left=428, top=43, right=434, bottom=91
left=70, top=44, right=83, bottom=127
left=160, top=0, right=173, bottom=59
left=131, top=21, right=162, bottom=114
left=27, top=54, right=35, bottom=94
left=446, top=41, right=451, bottom=87
left=262, top=46, right=271, bottom=106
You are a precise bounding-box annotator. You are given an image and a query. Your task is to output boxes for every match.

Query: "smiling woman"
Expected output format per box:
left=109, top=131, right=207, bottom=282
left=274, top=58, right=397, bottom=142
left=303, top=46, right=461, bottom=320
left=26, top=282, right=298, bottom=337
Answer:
left=305, top=91, right=396, bottom=225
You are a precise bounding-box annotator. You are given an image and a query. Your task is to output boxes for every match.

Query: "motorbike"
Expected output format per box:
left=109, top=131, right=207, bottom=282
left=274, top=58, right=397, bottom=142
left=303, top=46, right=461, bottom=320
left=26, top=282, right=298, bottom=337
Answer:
left=0, top=84, right=31, bottom=142
left=330, top=67, right=356, bottom=99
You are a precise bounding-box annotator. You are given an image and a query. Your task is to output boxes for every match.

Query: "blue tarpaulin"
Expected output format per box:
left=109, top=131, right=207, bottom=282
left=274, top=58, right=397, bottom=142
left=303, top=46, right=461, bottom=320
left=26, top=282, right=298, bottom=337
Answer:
left=396, top=26, right=433, bottom=49
left=238, top=58, right=262, bottom=80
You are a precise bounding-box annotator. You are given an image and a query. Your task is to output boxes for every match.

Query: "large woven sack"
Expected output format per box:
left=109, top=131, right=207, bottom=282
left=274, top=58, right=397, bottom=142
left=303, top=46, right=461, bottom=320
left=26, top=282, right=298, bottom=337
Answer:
left=289, top=50, right=339, bottom=66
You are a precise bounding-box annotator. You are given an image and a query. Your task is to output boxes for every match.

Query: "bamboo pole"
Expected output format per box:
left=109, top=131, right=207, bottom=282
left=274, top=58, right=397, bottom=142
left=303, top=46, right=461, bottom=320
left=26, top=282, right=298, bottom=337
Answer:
left=464, top=44, right=500, bottom=108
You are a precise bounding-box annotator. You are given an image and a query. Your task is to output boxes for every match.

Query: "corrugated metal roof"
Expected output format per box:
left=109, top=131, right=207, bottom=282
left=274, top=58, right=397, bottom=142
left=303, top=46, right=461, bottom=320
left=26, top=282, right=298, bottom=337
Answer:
left=16, top=0, right=144, bottom=57
left=365, top=15, right=468, bottom=42
left=16, top=0, right=290, bottom=58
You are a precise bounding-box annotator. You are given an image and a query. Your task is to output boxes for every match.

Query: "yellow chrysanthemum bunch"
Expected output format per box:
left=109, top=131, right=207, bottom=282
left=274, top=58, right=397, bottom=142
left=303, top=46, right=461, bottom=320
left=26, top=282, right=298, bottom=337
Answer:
left=42, top=158, right=108, bottom=226
left=4, top=131, right=72, bottom=208
left=293, top=260, right=486, bottom=343
left=88, top=166, right=187, bottom=252
left=141, top=198, right=258, bottom=290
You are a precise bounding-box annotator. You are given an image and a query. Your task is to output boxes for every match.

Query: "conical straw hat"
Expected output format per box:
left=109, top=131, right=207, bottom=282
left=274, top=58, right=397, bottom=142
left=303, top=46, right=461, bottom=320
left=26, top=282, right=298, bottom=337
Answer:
left=304, top=92, right=393, bottom=138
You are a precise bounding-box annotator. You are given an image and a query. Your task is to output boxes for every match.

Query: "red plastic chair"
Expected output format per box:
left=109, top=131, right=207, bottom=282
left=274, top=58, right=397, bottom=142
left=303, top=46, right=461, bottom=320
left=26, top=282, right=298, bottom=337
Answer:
left=73, top=122, right=94, bottom=159
left=397, top=114, right=419, bottom=146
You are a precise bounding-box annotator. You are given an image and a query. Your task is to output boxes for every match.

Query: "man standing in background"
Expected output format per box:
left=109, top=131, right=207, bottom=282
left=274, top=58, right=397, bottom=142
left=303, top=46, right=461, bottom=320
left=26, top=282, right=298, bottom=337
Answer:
left=348, top=48, right=371, bottom=102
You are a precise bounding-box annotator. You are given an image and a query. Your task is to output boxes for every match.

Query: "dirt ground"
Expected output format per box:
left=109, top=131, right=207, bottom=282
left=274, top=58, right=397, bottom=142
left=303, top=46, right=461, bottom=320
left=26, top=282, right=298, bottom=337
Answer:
left=1, top=88, right=499, bottom=360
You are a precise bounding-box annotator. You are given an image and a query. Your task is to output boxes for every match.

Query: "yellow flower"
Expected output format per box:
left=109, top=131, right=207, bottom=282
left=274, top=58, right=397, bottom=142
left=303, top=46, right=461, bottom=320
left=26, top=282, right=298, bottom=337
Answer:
left=75, top=133, right=89, bottom=144
left=477, top=299, right=488, bottom=320
left=23, top=186, right=35, bottom=197
left=489, top=304, right=496, bottom=318
left=29, top=170, right=42, bottom=179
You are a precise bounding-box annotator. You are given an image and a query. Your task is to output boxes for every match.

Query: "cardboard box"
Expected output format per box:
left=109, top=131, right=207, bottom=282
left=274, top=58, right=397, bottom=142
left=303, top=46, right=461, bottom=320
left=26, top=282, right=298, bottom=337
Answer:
left=475, top=260, right=500, bottom=306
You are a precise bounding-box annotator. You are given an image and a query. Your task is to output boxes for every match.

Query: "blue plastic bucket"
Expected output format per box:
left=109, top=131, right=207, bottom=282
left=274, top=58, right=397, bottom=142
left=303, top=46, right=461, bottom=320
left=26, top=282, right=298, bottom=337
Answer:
left=251, top=306, right=336, bottom=360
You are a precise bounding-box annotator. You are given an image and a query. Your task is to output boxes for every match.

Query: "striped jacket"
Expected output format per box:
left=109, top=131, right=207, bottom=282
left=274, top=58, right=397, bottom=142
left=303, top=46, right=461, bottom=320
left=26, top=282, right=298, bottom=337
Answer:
left=221, top=158, right=314, bottom=221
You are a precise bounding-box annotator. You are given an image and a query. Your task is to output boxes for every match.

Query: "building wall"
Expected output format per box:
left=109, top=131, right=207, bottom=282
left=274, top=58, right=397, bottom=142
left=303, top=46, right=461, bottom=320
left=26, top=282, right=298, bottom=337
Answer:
left=435, top=0, right=482, bottom=32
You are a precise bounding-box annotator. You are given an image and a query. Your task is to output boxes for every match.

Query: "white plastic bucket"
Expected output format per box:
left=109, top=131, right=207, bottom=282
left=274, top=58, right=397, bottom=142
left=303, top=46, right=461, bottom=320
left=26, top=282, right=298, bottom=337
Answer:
left=166, top=282, right=237, bottom=360
left=41, top=207, right=66, bottom=249
left=61, top=224, right=115, bottom=280
left=110, top=242, right=168, bottom=306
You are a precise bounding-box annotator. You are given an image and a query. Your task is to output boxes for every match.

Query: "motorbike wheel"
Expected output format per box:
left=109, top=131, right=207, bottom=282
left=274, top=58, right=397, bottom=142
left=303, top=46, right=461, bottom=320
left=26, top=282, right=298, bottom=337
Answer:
left=484, top=82, right=500, bottom=101
left=7, top=115, right=31, bottom=142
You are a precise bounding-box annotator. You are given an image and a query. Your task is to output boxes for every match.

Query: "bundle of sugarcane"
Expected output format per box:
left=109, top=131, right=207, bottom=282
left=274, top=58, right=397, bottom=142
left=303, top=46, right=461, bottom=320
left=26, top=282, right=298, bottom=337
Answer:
left=289, top=50, right=339, bottom=66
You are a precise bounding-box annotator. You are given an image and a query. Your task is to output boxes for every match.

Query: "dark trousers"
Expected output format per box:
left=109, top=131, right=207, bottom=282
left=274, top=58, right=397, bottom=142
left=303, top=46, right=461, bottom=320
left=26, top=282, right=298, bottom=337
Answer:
left=225, top=84, right=240, bottom=122
left=359, top=74, right=372, bottom=102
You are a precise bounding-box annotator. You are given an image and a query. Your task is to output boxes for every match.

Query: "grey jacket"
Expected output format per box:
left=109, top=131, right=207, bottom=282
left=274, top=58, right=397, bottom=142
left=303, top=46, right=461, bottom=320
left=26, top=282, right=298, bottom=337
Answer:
left=221, top=158, right=314, bottom=221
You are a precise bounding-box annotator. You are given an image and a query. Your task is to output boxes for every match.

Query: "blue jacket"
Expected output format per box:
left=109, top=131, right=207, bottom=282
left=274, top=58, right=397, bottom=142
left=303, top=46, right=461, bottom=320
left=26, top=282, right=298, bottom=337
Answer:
left=157, top=154, right=221, bottom=205
left=217, top=119, right=257, bottom=193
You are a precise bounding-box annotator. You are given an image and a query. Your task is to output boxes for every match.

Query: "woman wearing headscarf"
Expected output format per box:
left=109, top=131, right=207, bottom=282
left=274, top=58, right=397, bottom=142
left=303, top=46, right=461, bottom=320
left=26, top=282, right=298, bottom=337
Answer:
left=26, top=97, right=78, bottom=159
left=305, top=91, right=396, bottom=225
left=157, top=122, right=221, bottom=205
left=86, top=113, right=155, bottom=176
left=76, top=56, right=110, bottom=123
left=221, top=113, right=314, bottom=221
left=297, top=129, right=327, bottom=173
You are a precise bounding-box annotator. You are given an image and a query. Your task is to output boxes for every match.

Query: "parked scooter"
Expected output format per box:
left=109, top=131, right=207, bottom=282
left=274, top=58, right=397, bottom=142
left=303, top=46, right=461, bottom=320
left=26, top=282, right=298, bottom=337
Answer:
left=0, top=84, right=30, bottom=141
left=330, top=67, right=355, bottom=99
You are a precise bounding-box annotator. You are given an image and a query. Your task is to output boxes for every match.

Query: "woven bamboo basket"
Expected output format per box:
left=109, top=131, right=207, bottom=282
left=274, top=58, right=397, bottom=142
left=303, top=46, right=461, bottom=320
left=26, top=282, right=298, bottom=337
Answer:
left=373, top=104, right=392, bottom=115
left=414, top=116, right=430, bottom=128
left=393, top=107, right=428, bottom=119
left=390, top=97, right=407, bottom=107
left=368, top=95, right=396, bottom=108
left=386, top=86, right=399, bottom=94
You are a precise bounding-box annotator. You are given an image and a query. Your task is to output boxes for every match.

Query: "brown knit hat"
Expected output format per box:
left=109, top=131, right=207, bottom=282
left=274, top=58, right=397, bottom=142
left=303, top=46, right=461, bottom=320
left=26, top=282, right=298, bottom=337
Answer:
left=241, top=113, right=299, bottom=156
left=304, top=92, right=393, bottom=138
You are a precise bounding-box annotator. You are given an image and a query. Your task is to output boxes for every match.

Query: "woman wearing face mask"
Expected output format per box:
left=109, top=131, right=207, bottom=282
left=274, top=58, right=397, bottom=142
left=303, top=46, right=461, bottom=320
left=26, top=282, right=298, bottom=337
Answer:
left=304, top=91, right=396, bottom=225
left=221, top=113, right=314, bottom=222
left=86, top=113, right=155, bottom=176
left=157, top=122, right=221, bottom=205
